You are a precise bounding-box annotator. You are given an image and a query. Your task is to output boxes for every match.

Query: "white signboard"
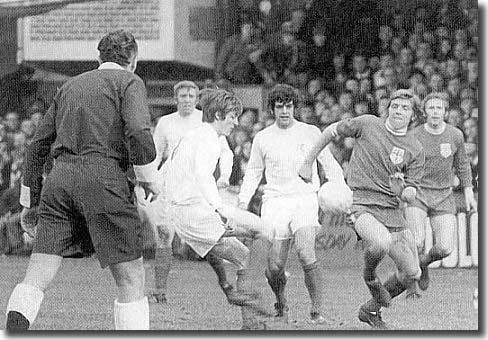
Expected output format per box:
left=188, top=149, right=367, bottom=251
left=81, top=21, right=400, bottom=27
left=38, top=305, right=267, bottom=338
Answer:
left=22, top=0, right=175, bottom=61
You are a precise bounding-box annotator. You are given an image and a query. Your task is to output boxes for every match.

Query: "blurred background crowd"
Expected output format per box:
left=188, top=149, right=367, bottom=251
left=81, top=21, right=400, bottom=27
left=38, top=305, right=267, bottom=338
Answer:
left=0, top=0, right=479, bottom=255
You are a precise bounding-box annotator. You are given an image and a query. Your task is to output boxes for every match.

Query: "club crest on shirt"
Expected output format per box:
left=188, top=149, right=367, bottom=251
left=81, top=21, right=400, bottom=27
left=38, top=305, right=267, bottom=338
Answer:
left=389, top=147, right=405, bottom=165
left=440, top=143, right=452, bottom=158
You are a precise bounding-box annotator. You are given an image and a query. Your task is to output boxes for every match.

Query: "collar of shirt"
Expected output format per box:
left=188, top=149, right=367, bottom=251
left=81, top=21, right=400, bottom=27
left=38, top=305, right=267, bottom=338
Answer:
left=384, top=120, right=407, bottom=136
left=423, top=122, right=446, bottom=135
left=98, top=62, right=125, bottom=70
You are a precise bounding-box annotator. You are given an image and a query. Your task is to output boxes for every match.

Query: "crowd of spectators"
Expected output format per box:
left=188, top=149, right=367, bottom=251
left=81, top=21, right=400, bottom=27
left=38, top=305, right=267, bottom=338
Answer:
left=0, top=99, right=46, bottom=255
left=217, top=0, right=478, bottom=203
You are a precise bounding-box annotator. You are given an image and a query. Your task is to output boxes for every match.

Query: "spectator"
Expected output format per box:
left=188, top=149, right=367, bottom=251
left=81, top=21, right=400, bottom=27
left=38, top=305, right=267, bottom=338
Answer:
left=446, top=107, right=463, bottom=130
left=229, top=140, right=252, bottom=186
left=378, top=25, right=394, bottom=56
left=460, top=97, right=476, bottom=118
left=306, top=78, right=323, bottom=101
left=354, top=100, right=370, bottom=116
left=463, top=117, right=478, bottom=144
left=428, top=73, right=445, bottom=92
left=8, top=132, right=26, bottom=189
left=436, top=38, right=452, bottom=62
left=254, top=0, right=290, bottom=39
left=238, top=109, right=257, bottom=133
left=307, top=24, right=333, bottom=80
left=29, top=111, right=43, bottom=129
left=446, top=77, right=461, bottom=105
left=4, top=111, right=20, bottom=139
left=297, top=0, right=334, bottom=48
left=338, top=91, right=354, bottom=113
left=297, top=104, right=316, bottom=125
left=215, top=21, right=263, bottom=84
left=345, top=79, right=360, bottom=101
left=0, top=128, right=11, bottom=194
left=351, top=53, right=371, bottom=82
left=20, top=120, right=35, bottom=144
left=259, top=21, right=308, bottom=86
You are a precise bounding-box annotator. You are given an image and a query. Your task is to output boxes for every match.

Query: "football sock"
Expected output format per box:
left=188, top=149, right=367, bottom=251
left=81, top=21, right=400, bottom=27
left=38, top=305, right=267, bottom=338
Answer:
left=206, top=252, right=228, bottom=288
left=6, top=283, right=44, bottom=330
left=363, top=249, right=385, bottom=282
left=114, top=296, right=149, bottom=330
left=303, top=262, right=323, bottom=315
left=265, top=268, right=287, bottom=308
left=154, top=247, right=172, bottom=292
left=424, top=246, right=448, bottom=264
left=383, top=274, right=406, bottom=299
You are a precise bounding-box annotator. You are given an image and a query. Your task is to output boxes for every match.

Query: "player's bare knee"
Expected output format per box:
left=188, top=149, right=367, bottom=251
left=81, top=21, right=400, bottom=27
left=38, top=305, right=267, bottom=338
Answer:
left=268, top=259, right=285, bottom=275
left=296, top=246, right=316, bottom=267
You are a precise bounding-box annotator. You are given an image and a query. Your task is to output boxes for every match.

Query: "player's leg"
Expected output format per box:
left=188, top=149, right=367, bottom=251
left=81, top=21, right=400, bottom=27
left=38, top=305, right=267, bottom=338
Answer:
left=404, top=206, right=428, bottom=255
left=149, top=224, right=175, bottom=304
left=294, top=225, right=325, bottom=323
left=354, top=213, right=392, bottom=307
left=208, top=237, right=257, bottom=301
left=86, top=162, right=150, bottom=330
left=418, top=213, right=457, bottom=290
left=404, top=206, right=427, bottom=297
left=6, top=162, right=76, bottom=331
left=354, top=212, right=393, bottom=329
left=219, top=204, right=274, bottom=242
left=6, top=253, right=62, bottom=330
left=109, top=257, right=148, bottom=330
left=265, top=238, right=292, bottom=318
left=205, top=251, right=233, bottom=295
left=383, top=228, right=421, bottom=302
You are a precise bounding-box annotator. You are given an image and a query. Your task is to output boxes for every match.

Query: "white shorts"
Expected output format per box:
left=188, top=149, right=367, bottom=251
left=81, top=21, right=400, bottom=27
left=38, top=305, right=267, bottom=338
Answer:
left=135, top=185, right=175, bottom=247
left=261, top=193, right=320, bottom=240
left=167, top=201, right=226, bottom=258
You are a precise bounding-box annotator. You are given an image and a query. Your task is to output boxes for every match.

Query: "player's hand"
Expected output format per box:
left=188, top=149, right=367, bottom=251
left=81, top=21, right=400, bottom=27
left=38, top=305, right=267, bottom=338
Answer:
left=298, top=162, right=313, bottom=183
left=389, top=172, right=405, bottom=196
left=216, top=177, right=230, bottom=189
left=401, top=186, right=417, bottom=204
left=20, top=206, right=38, bottom=238
left=139, top=181, right=160, bottom=201
left=464, top=187, right=477, bottom=213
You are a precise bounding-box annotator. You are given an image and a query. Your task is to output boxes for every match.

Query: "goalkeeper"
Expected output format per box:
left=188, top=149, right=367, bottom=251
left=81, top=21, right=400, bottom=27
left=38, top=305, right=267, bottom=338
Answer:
left=299, top=89, right=425, bottom=329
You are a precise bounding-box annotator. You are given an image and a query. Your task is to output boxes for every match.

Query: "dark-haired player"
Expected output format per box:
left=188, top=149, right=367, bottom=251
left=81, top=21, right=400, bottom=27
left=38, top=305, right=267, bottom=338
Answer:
left=6, top=30, right=158, bottom=330
left=238, top=84, right=328, bottom=324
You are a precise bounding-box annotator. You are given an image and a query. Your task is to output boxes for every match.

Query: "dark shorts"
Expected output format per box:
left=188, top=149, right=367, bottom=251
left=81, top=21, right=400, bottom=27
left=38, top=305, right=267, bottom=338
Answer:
left=352, top=204, right=407, bottom=230
left=33, top=155, right=142, bottom=268
left=410, top=187, right=456, bottom=216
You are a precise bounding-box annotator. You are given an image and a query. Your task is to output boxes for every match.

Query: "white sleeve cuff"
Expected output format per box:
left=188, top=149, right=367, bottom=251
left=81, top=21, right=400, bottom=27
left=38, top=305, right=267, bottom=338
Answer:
left=133, top=162, right=158, bottom=182
left=20, top=184, right=31, bottom=208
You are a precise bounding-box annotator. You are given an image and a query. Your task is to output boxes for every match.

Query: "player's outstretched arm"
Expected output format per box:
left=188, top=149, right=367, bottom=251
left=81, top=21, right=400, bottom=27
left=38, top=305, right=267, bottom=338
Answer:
left=299, top=122, right=339, bottom=182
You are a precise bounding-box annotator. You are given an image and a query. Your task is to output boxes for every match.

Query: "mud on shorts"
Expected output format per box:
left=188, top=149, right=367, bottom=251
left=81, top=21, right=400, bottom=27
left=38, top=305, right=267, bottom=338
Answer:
left=33, top=155, right=143, bottom=268
left=409, top=187, right=456, bottom=216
